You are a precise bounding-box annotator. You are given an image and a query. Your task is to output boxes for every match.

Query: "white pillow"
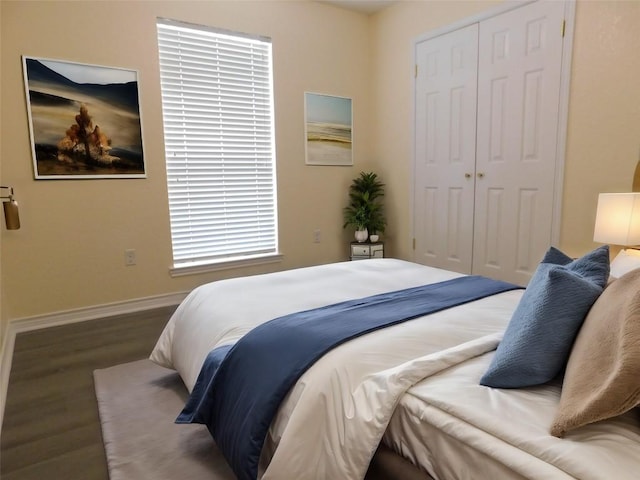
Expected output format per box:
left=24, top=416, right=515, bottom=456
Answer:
left=610, top=248, right=640, bottom=279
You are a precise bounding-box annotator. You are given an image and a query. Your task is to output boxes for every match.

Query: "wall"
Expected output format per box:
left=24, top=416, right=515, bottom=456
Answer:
left=560, top=0, right=640, bottom=254
left=0, top=0, right=372, bottom=341
left=3, top=0, right=640, bottom=342
left=371, top=0, right=640, bottom=260
left=0, top=0, right=3, bottom=354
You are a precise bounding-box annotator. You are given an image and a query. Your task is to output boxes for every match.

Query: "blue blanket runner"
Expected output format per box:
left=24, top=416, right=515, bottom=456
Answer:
left=177, top=275, right=520, bottom=480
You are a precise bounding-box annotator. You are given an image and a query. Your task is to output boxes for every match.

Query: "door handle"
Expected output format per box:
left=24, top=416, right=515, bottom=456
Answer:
left=477, top=172, right=485, bottom=178
left=465, top=173, right=472, bottom=179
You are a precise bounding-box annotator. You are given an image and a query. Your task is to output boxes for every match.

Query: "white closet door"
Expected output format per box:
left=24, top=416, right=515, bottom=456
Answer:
left=413, top=24, right=479, bottom=274
left=473, top=0, right=565, bottom=285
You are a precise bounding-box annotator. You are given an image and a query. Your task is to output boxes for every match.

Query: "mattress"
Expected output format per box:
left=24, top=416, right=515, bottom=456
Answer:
left=383, top=352, right=640, bottom=480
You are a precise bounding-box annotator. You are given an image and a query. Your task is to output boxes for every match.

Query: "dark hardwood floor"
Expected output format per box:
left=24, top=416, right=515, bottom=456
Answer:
left=1, top=306, right=177, bottom=480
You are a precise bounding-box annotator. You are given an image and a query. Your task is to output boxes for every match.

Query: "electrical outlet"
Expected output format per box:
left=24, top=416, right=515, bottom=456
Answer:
left=124, top=249, right=136, bottom=266
left=313, top=229, right=321, bottom=243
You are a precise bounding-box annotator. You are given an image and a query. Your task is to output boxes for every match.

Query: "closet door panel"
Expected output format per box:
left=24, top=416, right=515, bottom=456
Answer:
left=413, top=23, right=478, bottom=273
left=473, top=0, right=565, bottom=285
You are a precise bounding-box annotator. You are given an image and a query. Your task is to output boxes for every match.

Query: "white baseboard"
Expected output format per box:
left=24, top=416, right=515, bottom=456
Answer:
left=0, top=291, right=188, bottom=432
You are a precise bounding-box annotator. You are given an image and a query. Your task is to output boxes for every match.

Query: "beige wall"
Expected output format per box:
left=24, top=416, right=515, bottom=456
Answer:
left=0, top=0, right=371, bottom=340
left=561, top=0, right=640, bottom=255
left=371, top=0, right=640, bottom=260
left=2, top=0, right=640, bottom=342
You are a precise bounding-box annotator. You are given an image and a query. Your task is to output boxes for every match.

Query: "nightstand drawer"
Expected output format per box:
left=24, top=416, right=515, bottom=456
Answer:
left=349, top=242, right=384, bottom=260
left=351, top=245, right=372, bottom=256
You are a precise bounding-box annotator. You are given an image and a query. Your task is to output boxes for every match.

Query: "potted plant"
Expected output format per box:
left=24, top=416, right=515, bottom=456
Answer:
left=344, top=204, right=369, bottom=242
left=343, top=171, right=386, bottom=242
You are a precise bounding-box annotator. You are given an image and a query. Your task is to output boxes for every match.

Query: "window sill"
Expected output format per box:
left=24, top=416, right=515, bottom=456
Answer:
left=169, top=252, right=283, bottom=278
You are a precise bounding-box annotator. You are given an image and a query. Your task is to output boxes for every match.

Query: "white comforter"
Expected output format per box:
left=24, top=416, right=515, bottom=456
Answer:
left=150, top=259, right=522, bottom=479
left=385, top=353, right=640, bottom=480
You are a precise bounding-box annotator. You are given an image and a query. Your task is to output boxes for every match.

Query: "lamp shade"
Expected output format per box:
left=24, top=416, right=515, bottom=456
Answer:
left=593, top=193, right=640, bottom=246
left=3, top=198, right=20, bottom=230
left=1, top=186, right=20, bottom=230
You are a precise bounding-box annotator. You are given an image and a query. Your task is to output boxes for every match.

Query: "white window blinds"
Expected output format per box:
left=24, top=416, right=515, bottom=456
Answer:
left=157, top=19, right=278, bottom=268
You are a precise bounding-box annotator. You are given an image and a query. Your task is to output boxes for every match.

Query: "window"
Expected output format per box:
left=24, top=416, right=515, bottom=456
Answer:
left=157, top=18, right=279, bottom=274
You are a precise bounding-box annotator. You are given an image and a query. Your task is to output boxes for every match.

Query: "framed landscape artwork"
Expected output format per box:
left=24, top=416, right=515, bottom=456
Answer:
left=304, top=92, right=353, bottom=166
left=22, top=56, right=146, bottom=179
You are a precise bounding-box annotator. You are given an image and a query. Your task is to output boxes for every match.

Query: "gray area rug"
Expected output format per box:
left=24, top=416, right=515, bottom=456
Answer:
left=94, top=359, right=236, bottom=480
left=94, top=359, right=432, bottom=480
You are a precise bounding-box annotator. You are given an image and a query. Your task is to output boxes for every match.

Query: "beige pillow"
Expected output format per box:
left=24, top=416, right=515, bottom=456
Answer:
left=550, top=268, right=640, bottom=437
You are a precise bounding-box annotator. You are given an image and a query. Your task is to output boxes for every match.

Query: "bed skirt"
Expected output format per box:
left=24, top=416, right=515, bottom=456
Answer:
left=369, top=444, right=435, bottom=480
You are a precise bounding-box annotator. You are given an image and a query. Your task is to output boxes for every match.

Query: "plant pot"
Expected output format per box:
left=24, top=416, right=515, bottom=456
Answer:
left=354, top=228, right=368, bottom=243
left=369, top=234, right=379, bottom=243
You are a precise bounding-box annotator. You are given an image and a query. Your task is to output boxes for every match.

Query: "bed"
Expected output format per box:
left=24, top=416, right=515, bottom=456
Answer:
left=150, top=249, right=640, bottom=480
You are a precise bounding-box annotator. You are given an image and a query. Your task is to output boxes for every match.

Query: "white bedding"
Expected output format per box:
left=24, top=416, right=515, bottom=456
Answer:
left=151, top=258, right=510, bottom=392
left=150, top=258, right=639, bottom=479
left=150, top=259, right=522, bottom=478
left=384, top=352, right=640, bottom=480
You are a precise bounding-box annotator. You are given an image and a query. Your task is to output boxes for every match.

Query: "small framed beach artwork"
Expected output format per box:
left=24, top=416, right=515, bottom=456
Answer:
left=304, top=92, right=352, bottom=166
left=22, top=56, right=146, bottom=179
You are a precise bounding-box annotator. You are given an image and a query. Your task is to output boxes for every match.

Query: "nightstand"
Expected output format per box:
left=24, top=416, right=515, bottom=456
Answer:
left=350, top=241, right=384, bottom=260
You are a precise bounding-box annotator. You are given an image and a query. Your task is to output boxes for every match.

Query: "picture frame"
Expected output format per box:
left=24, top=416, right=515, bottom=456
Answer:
left=304, top=92, right=353, bottom=166
left=22, top=56, right=146, bottom=179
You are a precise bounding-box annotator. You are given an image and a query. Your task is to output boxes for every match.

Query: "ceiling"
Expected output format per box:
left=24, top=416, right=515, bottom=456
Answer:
left=319, top=1, right=397, bottom=15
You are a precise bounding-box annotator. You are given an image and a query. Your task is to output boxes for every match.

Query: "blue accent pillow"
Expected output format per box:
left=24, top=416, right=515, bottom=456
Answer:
left=480, top=245, right=610, bottom=388
left=541, top=246, right=572, bottom=265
